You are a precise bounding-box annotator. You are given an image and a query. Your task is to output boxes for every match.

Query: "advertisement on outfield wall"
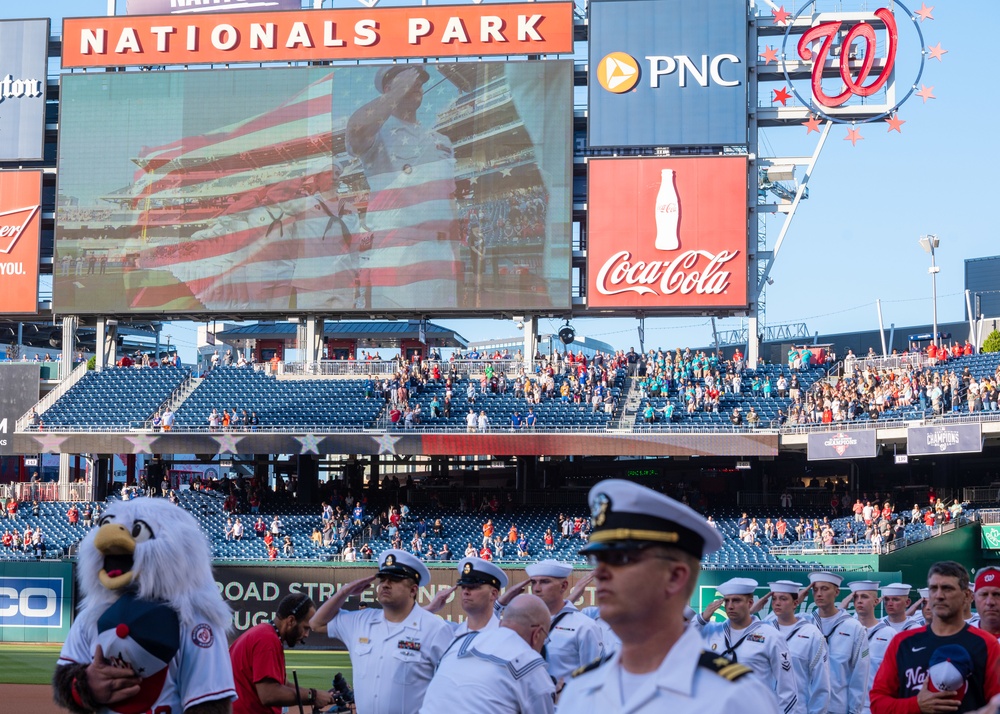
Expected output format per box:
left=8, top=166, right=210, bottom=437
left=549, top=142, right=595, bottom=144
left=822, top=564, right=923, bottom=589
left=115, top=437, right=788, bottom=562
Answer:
left=588, top=0, right=747, bottom=147
left=127, top=0, right=303, bottom=14
left=63, top=3, right=574, bottom=67
left=0, top=171, right=43, bottom=315
left=0, top=19, right=49, bottom=161
left=806, top=429, right=878, bottom=461
left=0, top=561, right=74, bottom=643
left=586, top=156, right=748, bottom=312
left=907, top=423, right=983, bottom=456
left=54, top=62, right=572, bottom=315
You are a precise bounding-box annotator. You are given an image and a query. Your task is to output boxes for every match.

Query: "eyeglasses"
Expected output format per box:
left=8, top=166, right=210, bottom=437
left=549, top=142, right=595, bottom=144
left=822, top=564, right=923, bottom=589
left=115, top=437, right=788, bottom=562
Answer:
left=586, top=550, right=679, bottom=567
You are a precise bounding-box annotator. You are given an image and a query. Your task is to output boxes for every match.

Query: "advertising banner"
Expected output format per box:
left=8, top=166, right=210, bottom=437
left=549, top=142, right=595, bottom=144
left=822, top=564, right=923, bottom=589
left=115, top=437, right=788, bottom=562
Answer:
left=55, top=62, right=572, bottom=315
left=982, top=525, right=1000, bottom=550
left=0, top=561, right=74, bottom=643
left=63, top=3, right=574, bottom=67
left=586, top=156, right=748, bottom=311
left=0, top=19, right=49, bottom=161
left=588, top=0, right=747, bottom=147
left=806, top=429, right=878, bottom=461
left=0, top=363, right=39, bottom=456
left=127, top=0, right=302, bottom=14
left=0, top=171, right=42, bottom=315
left=907, top=423, right=983, bottom=456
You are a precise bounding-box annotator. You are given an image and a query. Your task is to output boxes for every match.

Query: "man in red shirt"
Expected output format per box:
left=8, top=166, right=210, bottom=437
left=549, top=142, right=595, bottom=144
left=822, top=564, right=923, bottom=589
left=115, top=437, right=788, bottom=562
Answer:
left=229, top=594, right=334, bottom=714
left=973, top=568, right=1000, bottom=639
left=871, top=561, right=1000, bottom=714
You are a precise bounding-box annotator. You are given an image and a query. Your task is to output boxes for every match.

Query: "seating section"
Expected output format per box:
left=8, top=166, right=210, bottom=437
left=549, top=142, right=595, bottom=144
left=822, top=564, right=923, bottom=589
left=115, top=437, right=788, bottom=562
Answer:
left=172, top=367, right=384, bottom=429
left=403, top=373, right=623, bottom=430
left=37, top=366, right=187, bottom=429
left=0, top=501, right=94, bottom=559
left=634, top=364, right=824, bottom=429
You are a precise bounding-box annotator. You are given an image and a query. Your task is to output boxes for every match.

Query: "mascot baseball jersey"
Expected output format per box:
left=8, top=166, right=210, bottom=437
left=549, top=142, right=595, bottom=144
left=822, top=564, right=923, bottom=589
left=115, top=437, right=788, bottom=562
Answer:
left=58, top=591, right=235, bottom=714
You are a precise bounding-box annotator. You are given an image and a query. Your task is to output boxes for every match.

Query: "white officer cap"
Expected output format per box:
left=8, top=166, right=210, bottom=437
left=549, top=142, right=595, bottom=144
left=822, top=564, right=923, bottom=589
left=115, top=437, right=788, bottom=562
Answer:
left=525, top=560, right=573, bottom=579
left=768, top=580, right=803, bottom=595
left=377, top=548, right=430, bottom=587
left=848, top=580, right=880, bottom=593
left=881, top=583, right=912, bottom=597
left=579, top=479, right=723, bottom=559
left=918, top=587, right=930, bottom=599
left=809, top=571, right=844, bottom=586
left=683, top=605, right=696, bottom=621
left=456, top=557, right=508, bottom=590
left=717, top=578, right=758, bottom=596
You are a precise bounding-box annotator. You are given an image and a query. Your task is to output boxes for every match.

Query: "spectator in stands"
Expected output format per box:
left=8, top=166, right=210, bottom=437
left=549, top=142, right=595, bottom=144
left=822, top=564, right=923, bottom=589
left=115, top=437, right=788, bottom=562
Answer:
left=254, top=516, right=267, bottom=538
left=268, top=543, right=278, bottom=560
left=82, top=504, right=93, bottom=528
left=233, top=517, right=244, bottom=541
left=544, top=529, right=555, bottom=551
left=208, top=408, right=220, bottom=431
left=439, top=543, right=452, bottom=560
left=466, top=408, right=477, bottom=432
left=433, top=518, right=443, bottom=537
left=67, top=504, right=79, bottom=525
left=746, top=406, right=760, bottom=426
left=730, top=407, right=742, bottom=426
left=464, top=542, right=477, bottom=557
left=343, top=542, right=357, bottom=562
left=477, top=410, right=489, bottom=432
left=7, top=499, right=18, bottom=520
left=516, top=533, right=529, bottom=557
left=360, top=543, right=374, bottom=560
left=224, top=518, right=235, bottom=541
left=283, top=535, right=294, bottom=557
left=311, top=528, right=322, bottom=547
left=271, top=516, right=282, bottom=538
left=478, top=544, right=493, bottom=561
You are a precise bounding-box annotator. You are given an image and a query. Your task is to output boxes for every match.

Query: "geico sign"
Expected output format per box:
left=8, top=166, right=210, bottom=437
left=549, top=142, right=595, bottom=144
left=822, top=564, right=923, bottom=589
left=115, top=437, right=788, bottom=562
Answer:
left=646, top=54, right=742, bottom=88
left=0, top=585, right=57, bottom=618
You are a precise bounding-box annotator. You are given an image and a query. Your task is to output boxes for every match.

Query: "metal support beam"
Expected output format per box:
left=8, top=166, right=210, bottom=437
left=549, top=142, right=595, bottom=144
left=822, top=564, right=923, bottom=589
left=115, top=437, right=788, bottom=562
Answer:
left=61, top=316, right=78, bottom=379
left=523, top=317, right=537, bottom=370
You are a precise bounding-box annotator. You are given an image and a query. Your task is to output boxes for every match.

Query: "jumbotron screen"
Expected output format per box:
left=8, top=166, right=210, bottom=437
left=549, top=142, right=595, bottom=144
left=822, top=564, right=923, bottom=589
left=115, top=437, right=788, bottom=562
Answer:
left=54, top=62, right=572, bottom=314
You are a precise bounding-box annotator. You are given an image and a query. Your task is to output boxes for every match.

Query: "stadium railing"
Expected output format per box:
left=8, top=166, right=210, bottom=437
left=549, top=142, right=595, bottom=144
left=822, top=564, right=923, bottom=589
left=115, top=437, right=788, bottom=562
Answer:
left=977, top=508, right=1000, bottom=524
left=14, top=360, right=89, bottom=431
left=843, top=352, right=933, bottom=377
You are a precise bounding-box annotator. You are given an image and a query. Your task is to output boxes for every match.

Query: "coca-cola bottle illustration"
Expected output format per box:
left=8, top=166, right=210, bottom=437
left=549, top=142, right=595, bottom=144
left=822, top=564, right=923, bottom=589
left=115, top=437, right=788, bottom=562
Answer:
left=654, top=168, right=680, bottom=251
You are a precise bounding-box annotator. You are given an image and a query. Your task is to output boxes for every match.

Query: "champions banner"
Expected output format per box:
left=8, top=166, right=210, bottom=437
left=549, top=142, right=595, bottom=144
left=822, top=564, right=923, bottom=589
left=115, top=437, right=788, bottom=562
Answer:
left=907, top=423, right=983, bottom=456
left=806, top=430, right=878, bottom=461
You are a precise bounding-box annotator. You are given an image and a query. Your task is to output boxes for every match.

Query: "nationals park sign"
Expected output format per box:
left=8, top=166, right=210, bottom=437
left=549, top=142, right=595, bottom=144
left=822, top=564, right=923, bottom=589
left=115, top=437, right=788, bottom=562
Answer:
left=61, top=3, right=574, bottom=67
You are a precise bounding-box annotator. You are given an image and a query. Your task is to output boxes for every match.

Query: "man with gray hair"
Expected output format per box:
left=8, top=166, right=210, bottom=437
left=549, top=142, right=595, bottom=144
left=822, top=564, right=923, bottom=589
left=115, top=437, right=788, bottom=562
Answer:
left=419, top=594, right=555, bottom=713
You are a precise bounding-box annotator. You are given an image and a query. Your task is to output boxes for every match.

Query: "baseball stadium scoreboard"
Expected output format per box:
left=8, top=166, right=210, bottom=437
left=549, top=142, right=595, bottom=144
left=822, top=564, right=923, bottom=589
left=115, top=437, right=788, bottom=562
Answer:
left=0, top=1, right=915, bottom=321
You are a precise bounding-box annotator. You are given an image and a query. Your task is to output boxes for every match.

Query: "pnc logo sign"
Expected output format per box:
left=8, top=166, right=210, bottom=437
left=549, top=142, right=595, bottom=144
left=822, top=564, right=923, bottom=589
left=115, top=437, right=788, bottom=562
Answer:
left=0, top=577, right=64, bottom=627
left=597, top=51, right=639, bottom=93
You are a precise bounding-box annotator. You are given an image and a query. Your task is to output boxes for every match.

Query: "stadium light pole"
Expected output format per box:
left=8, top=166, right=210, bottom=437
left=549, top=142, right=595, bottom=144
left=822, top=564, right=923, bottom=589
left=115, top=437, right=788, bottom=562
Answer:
left=918, top=235, right=941, bottom=349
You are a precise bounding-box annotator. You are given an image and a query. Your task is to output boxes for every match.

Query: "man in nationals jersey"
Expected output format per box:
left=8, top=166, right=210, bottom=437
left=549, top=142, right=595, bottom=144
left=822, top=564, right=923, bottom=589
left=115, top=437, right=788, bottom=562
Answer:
left=871, top=562, right=1000, bottom=714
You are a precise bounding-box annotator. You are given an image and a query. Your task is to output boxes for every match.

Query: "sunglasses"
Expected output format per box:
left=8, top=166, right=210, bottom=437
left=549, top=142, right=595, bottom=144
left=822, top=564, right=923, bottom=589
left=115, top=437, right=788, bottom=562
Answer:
left=586, top=549, right=679, bottom=567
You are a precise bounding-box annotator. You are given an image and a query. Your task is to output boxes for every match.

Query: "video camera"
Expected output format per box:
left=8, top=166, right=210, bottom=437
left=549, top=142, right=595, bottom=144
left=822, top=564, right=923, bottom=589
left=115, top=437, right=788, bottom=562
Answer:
left=321, top=672, right=354, bottom=713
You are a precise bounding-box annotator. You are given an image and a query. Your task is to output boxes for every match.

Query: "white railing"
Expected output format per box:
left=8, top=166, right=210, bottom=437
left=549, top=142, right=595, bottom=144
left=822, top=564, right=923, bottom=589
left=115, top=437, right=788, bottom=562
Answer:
left=9, top=482, right=90, bottom=502
left=843, top=352, right=933, bottom=377
left=15, top=361, right=90, bottom=431
left=978, top=509, right=1000, bottom=525
left=965, top=489, right=1000, bottom=505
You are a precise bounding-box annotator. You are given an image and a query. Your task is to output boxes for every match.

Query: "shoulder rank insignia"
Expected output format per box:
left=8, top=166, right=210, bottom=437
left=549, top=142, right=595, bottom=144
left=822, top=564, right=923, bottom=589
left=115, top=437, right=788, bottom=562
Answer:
left=698, top=651, right=753, bottom=682
left=572, top=653, right=610, bottom=678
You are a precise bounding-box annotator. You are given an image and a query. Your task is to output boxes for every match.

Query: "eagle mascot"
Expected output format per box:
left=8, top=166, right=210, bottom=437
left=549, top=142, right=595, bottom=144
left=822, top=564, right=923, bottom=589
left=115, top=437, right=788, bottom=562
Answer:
left=53, top=498, right=235, bottom=714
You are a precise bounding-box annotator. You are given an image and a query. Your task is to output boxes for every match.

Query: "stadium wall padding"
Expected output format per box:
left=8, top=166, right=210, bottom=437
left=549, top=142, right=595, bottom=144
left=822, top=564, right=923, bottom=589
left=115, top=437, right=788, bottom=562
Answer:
left=0, top=560, right=73, bottom=643
left=878, top=523, right=983, bottom=586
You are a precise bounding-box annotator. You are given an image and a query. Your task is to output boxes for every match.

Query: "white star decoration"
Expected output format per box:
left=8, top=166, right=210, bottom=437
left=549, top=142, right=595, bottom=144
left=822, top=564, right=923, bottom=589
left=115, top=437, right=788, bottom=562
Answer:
left=33, top=433, right=68, bottom=454
left=214, top=433, right=244, bottom=455
left=125, top=433, right=160, bottom=454
left=373, top=432, right=401, bottom=454
left=296, top=434, right=322, bottom=455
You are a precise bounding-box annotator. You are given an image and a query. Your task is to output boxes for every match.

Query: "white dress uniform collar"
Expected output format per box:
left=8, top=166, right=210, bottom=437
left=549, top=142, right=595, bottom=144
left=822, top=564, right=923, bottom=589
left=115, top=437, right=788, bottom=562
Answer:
left=457, top=627, right=547, bottom=680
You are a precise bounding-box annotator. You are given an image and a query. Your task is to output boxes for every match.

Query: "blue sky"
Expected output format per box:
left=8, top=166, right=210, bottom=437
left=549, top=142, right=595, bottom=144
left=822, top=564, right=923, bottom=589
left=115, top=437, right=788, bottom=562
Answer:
left=12, top=1, right=993, bottom=360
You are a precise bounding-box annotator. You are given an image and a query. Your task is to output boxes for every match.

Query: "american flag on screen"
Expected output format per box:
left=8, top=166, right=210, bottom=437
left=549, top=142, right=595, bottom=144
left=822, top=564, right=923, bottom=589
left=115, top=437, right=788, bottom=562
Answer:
left=122, top=72, right=424, bottom=312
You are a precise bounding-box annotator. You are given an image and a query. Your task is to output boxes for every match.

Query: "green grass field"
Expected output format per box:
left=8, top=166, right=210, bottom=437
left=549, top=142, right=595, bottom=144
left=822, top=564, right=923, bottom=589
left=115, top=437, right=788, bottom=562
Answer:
left=0, top=643, right=353, bottom=690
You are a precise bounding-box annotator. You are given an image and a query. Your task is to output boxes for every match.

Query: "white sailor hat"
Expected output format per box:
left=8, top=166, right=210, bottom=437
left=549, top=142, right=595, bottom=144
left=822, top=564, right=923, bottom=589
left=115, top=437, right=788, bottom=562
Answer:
left=768, top=580, right=803, bottom=595
left=918, top=587, right=930, bottom=599
left=525, top=560, right=573, bottom=579
left=881, top=583, right=913, bottom=597
left=683, top=605, right=696, bottom=621
left=579, top=479, right=723, bottom=559
left=808, top=571, right=844, bottom=587
left=717, top=578, right=758, bottom=596
left=377, top=548, right=430, bottom=587
left=848, top=580, right=881, bottom=593
left=457, top=557, right=508, bottom=590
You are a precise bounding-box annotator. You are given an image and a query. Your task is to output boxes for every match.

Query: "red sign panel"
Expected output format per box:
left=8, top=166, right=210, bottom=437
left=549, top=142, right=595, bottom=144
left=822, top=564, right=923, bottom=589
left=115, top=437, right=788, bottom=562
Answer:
left=61, top=3, right=574, bottom=68
left=0, top=170, right=41, bottom=314
left=587, top=156, right=748, bottom=311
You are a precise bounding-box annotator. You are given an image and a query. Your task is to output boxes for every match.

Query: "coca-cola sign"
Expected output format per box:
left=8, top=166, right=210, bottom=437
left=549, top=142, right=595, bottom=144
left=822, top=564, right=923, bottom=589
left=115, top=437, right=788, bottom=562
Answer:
left=587, top=156, right=748, bottom=311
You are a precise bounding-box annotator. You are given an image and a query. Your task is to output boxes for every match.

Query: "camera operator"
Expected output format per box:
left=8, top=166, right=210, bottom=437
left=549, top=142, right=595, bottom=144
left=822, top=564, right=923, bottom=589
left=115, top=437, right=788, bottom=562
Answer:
left=230, top=593, right=335, bottom=714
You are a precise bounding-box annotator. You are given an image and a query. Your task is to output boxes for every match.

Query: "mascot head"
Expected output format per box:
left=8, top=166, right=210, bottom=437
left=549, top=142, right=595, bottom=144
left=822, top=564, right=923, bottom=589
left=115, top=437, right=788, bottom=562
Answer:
left=77, top=498, right=230, bottom=633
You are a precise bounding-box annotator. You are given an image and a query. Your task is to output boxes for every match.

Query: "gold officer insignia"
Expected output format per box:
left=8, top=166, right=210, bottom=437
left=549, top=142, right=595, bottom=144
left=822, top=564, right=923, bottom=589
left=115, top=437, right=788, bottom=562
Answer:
left=592, top=493, right=610, bottom=527
left=463, top=562, right=473, bottom=575
left=385, top=554, right=395, bottom=566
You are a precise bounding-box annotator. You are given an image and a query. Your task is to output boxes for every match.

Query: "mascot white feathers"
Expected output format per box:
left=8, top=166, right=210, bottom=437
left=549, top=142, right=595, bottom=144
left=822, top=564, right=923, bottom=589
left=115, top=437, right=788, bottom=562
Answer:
left=54, top=498, right=235, bottom=714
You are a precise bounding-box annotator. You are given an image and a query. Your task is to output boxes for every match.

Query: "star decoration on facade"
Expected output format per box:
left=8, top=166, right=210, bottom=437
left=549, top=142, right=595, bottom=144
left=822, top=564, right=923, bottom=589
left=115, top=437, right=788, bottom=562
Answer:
left=886, top=115, right=906, bottom=133
left=759, top=46, right=778, bottom=64
left=33, top=433, right=68, bottom=454
left=373, top=432, right=401, bottom=455
left=803, top=115, right=822, bottom=134
left=500, top=168, right=512, bottom=177
left=927, top=43, right=948, bottom=62
left=296, top=433, right=322, bottom=455
left=844, top=127, right=864, bottom=146
left=914, top=3, right=934, bottom=22
left=915, top=85, right=936, bottom=103
left=772, top=6, right=791, bottom=25
left=214, top=433, right=244, bottom=455
left=125, top=433, right=159, bottom=453
left=773, top=87, right=792, bottom=106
